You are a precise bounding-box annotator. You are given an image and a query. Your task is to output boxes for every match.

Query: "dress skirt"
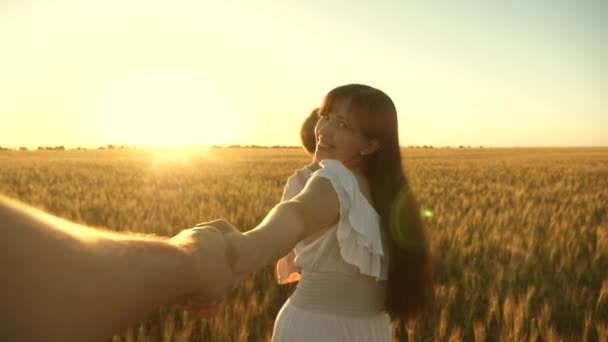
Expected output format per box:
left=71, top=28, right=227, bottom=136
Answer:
left=271, top=271, right=391, bottom=342
left=272, top=300, right=391, bottom=342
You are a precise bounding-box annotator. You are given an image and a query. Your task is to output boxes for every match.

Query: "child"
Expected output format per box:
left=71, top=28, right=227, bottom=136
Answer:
left=276, top=108, right=319, bottom=284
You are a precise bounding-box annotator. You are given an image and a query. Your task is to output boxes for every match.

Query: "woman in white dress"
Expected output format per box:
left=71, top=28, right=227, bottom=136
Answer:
left=203, top=84, right=434, bottom=341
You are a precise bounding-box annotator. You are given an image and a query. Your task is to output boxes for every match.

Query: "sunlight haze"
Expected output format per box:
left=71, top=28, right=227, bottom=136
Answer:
left=1, top=0, right=606, bottom=148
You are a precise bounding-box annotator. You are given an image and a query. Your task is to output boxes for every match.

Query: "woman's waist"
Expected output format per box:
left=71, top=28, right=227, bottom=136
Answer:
left=290, top=270, right=386, bottom=317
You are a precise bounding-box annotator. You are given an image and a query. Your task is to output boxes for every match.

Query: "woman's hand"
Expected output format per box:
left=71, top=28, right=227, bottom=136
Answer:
left=194, top=220, right=257, bottom=284
left=169, top=225, right=235, bottom=318
left=172, top=219, right=253, bottom=318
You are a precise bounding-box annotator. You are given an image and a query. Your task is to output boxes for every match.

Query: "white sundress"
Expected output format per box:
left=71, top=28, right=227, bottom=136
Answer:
left=273, top=160, right=391, bottom=342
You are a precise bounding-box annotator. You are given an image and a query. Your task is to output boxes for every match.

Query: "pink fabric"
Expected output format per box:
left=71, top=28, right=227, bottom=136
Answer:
left=277, top=249, right=302, bottom=283
left=276, top=166, right=312, bottom=284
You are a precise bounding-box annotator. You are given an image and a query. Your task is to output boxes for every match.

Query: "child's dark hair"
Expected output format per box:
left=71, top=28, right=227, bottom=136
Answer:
left=300, top=108, right=319, bottom=155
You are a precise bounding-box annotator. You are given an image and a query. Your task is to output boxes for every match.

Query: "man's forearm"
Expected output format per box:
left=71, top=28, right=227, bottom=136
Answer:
left=0, top=196, right=195, bottom=341
left=81, top=235, right=194, bottom=341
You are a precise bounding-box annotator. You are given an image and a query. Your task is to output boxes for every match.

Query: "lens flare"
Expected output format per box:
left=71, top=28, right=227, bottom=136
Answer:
left=389, top=187, right=424, bottom=251
left=423, top=209, right=433, bottom=218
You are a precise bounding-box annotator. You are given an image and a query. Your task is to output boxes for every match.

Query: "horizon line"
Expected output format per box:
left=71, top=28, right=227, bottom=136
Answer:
left=1, top=144, right=607, bottom=151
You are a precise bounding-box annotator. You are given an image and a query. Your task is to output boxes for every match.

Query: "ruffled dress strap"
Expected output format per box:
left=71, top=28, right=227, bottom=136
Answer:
left=312, top=160, right=388, bottom=280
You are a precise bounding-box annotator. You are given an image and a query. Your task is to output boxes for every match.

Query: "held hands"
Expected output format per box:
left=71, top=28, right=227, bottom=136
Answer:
left=169, top=219, right=252, bottom=318
left=168, top=225, right=235, bottom=318
left=194, top=219, right=254, bottom=284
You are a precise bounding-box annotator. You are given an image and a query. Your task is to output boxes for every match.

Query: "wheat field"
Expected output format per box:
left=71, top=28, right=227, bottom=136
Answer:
left=0, top=147, right=606, bottom=341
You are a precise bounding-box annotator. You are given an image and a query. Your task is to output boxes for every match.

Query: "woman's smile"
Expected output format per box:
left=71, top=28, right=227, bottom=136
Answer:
left=317, top=139, right=333, bottom=150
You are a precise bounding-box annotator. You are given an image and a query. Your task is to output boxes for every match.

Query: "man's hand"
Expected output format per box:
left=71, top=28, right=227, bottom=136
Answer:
left=194, top=219, right=253, bottom=280
left=169, top=225, right=235, bottom=317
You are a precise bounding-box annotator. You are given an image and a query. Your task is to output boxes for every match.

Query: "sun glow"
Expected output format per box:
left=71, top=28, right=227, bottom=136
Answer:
left=92, top=70, right=242, bottom=147
left=145, top=146, right=215, bottom=165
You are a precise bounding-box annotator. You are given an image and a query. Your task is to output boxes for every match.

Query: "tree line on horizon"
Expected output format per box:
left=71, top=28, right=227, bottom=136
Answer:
left=0, top=144, right=486, bottom=152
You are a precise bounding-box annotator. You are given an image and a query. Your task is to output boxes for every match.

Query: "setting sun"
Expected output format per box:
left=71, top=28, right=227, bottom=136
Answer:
left=0, top=0, right=606, bottom=149
left=90, top=70, right=242, bottom=147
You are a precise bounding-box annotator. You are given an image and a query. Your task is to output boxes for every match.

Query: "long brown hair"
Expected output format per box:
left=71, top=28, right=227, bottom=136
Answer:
left=319, top=84, right=434, bottom=322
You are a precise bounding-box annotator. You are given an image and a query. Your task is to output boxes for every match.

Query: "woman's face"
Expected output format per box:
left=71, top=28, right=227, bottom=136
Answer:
left=314, top=103, right=374, bottom=166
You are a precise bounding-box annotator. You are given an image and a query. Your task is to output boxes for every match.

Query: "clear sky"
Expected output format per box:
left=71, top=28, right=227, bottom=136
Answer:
left=1, top=0, right=606, bottom=148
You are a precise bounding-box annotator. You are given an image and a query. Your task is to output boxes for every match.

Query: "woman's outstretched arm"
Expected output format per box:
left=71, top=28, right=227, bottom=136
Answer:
left=204, top=176, right=340, bottom=280
left=0, top=195, right=233, bottom=342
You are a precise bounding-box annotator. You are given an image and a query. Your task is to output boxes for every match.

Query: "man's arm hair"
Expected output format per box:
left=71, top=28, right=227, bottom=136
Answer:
left=0, top=195, right=201, bottom=342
